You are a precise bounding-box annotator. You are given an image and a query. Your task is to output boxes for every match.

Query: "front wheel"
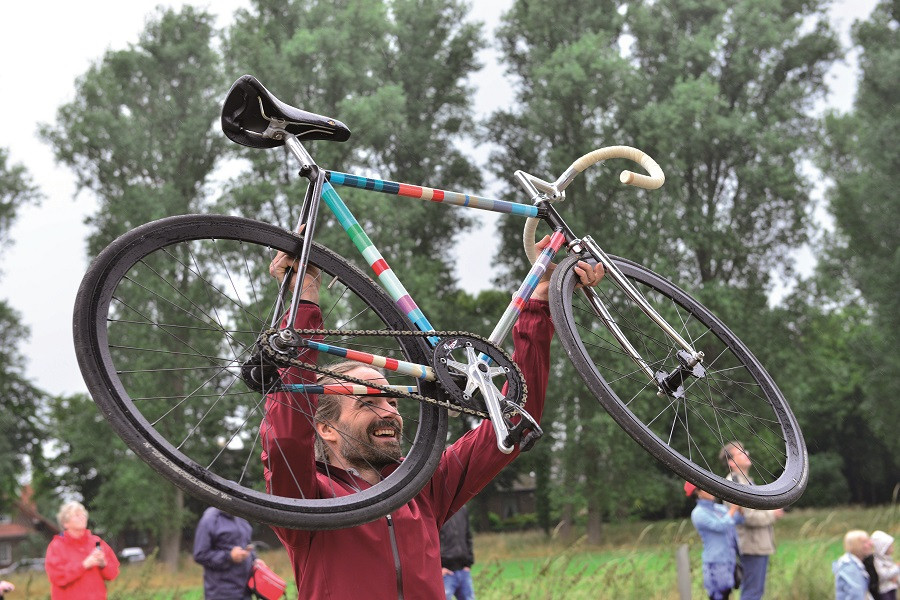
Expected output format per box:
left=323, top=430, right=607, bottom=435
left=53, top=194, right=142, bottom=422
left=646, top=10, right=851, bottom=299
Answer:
left=549, top=254, right=807, bottom=508
left=73, top=214, right=447, bottom=529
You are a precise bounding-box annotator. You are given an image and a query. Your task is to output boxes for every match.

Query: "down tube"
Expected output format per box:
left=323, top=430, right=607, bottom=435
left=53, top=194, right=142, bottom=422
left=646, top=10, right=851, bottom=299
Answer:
left=487, top=229, right=567, bottom=345
left=320, top=181, right=437, bottom=336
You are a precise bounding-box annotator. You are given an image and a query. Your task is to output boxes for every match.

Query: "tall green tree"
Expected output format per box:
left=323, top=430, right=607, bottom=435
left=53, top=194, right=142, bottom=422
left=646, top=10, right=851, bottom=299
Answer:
left=0, top=148, right=44, bottom=510
left=41, top=7, right=226, bottom=567
left=819, top=0, right=899, bottom=460
left=42, top=394, right=195, bottom=550
left=488, top=0, right=839, bottom=539
left=223, top=0, right=484, bottom=325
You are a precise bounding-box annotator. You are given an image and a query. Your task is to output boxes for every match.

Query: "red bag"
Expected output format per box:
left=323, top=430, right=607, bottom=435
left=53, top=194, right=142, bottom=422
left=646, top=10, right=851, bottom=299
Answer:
left=248, top=563, right=287, bottom=600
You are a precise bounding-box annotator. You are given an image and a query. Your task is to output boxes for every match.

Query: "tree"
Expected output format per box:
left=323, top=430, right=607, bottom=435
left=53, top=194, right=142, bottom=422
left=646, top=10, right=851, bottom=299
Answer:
left=41, top=7, right=225, bottom=568
left=819, top=0, right=899, bottom=459
left=42, top=394, right=196, bottom=550
left=488, top=0, right=839, bottom=540
left=222, top=0, right=484, bottom=324
left=0, top=148, right=44, bottom=510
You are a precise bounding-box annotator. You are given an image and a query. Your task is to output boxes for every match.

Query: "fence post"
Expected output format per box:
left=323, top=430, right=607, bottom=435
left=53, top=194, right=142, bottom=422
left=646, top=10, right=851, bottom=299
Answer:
left=676, top=543, right=691, bottom=599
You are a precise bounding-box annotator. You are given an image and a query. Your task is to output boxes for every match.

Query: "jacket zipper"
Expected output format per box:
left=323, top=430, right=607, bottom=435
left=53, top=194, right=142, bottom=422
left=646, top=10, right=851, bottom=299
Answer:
left=385, top=514, right=404, bottom=599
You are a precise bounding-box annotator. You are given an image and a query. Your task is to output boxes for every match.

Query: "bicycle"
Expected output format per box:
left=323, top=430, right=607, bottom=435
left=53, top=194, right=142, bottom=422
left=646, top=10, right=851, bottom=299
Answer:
left=73, top=75, right=807, bottom=530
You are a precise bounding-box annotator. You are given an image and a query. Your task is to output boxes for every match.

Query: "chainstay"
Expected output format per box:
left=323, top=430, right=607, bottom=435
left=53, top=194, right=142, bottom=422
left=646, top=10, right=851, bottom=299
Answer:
left=258, top=327, right=527, bottom=420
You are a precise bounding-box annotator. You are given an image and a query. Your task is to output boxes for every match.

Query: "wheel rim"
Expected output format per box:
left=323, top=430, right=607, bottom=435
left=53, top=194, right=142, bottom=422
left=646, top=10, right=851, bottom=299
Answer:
left=552, top=254, right=806, bottom=507
left=76, top=216, right=445, bottom=528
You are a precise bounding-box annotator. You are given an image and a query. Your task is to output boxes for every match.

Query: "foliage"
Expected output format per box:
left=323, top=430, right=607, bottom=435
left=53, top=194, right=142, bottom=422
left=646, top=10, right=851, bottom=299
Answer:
left=40, top=6, right=226, bottom=257
left=488, top=0, right=840, bottom=539
left=0, top=148, right=45, bottom=509
left=221, top=0, right=485, bottom=324
left=0, top=148, right=42, bottom=249
left=819, top=0, right=900, bottom=458
left=40, top=6, right=225, bottom=566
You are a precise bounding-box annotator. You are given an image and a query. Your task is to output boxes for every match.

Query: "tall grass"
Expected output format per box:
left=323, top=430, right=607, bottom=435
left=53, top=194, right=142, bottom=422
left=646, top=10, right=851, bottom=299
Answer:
left=4, top=504, right=895, bottom=599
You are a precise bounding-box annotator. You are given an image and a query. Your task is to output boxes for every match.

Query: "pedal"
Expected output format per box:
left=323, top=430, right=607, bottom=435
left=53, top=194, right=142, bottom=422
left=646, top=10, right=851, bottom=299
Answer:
left=503, top=417, right=544, bottom=453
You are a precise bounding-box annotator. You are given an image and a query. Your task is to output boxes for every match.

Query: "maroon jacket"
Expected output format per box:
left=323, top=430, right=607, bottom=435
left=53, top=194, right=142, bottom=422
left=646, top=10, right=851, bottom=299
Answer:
left=261, top=300, right=553, bottom=599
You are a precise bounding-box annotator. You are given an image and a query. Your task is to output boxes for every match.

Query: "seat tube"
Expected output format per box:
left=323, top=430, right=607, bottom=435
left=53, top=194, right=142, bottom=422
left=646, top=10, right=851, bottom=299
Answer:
left=273, top=134, right=325, bottom=329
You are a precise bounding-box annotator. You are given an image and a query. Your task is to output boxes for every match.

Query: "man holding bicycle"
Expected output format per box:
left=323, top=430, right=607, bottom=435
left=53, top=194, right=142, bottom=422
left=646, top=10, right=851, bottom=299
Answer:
left=262, top=236, right=602, bottom=598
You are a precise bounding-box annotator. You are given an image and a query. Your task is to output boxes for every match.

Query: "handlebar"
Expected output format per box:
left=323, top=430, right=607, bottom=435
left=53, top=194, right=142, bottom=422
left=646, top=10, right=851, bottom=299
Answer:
left=522, top=146, right=665, bottom=264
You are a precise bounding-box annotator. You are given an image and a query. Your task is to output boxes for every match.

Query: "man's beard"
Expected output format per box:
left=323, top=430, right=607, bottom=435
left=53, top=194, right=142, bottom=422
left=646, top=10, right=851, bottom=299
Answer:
left=339, top=419, right=403, bottom=472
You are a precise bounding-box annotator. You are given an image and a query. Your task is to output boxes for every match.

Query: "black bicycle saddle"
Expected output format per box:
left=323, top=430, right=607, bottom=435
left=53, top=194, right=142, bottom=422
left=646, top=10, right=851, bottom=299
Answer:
left=221, top=75, right=351, bottom=148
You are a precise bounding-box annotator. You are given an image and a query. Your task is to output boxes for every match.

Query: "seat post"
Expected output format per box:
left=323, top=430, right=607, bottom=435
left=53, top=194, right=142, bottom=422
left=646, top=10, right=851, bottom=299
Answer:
left=285, top=134, right=317, bottom=175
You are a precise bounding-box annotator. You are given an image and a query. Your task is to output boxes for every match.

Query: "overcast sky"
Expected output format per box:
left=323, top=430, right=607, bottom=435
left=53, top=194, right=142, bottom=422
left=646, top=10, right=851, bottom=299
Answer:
left=0, top=0, right=876, bottom=397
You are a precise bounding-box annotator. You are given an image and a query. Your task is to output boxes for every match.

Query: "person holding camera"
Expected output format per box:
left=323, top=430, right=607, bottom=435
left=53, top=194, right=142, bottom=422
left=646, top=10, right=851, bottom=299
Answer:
left=193, top=507, right=265, bottom=600
left=686, top=481, right=744, bottom=600
left=44, top=501, right=119, bottom=600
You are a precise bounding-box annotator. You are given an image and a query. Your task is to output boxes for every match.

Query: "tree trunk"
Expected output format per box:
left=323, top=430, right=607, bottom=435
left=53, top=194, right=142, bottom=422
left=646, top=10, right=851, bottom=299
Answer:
left=158, top=487, right=184, bottom=571
left=586, top=500, right=603, bottom=545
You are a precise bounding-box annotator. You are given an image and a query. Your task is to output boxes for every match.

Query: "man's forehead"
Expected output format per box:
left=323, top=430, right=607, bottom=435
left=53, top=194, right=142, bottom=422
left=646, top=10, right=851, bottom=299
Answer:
left=346, top=365, right=387, bottom=383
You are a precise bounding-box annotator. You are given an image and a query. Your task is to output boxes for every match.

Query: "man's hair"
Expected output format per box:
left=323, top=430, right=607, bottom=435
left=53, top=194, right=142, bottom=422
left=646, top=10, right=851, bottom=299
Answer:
left=57, top=500, right=87, bottom=529
left=719, top=441, right=744, bottom=467
left=313, top=361, right=386, bottom=463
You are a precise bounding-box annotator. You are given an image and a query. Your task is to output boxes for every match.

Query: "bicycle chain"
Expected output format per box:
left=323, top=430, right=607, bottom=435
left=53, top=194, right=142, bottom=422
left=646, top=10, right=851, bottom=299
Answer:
left=257, top=327, right=528, bottom=421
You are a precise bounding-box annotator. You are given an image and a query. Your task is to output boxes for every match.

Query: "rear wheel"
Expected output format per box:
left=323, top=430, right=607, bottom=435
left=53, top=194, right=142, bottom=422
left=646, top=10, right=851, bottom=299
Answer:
left=550, top=253, right=807, bottom=508
left=74, top=214, right=447, bottom=529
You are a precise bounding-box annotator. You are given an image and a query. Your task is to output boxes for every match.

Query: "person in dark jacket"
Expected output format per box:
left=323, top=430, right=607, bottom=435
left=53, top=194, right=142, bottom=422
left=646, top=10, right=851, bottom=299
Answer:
left=193, top=507, right=261, bottom=600
left=440, top=504, right=475, bottom=600
left=263, top=235, right=603, bottom=598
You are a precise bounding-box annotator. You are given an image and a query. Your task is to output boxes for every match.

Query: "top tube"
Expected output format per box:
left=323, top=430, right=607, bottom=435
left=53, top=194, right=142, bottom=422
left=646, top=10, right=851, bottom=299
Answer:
left=326, top=171, right=540, bottom=218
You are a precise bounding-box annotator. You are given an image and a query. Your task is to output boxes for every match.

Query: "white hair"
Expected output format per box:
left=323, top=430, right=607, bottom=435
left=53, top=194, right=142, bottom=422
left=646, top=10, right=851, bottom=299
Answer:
left=57, top=501, right=88, bottom=528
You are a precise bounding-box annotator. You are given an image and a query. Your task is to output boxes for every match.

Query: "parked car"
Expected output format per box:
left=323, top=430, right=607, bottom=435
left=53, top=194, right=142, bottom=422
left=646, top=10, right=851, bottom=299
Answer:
left=0, top=558, right=45, bottom=576
left=118, top=547, right=146, bottom=563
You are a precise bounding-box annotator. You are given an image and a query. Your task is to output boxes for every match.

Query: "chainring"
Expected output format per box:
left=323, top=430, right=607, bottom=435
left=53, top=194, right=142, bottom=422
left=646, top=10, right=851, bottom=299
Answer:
left=432, top=335, right=525, bottom=416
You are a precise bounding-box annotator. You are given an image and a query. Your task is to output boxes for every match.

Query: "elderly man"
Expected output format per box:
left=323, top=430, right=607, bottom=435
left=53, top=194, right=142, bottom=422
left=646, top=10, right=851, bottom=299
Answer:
left=262, top=236, right=603, bottom=598
left=834, top=530, right=875, bottom=600
left=720, top=441, right=784, bottom=599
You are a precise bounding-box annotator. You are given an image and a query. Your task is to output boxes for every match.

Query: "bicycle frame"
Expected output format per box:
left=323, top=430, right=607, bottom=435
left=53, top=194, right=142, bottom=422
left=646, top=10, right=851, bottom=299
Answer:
left=276, top=132, right=703, bottom=452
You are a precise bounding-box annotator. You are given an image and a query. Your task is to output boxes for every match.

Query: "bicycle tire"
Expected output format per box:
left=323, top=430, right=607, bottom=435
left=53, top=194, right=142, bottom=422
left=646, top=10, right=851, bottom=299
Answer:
left=73, top=214, right=447, bottom=529
left=549, top=253, right=807, bottom=508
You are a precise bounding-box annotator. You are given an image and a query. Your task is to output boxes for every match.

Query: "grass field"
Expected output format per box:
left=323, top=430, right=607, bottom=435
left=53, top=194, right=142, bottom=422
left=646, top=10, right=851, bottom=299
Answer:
left=4, top=504, right=896, bottom=599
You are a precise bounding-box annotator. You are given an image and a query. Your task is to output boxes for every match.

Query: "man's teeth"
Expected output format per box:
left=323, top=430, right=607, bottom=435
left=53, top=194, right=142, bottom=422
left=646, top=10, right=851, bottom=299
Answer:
left=373, top=429, right=395, bottom=437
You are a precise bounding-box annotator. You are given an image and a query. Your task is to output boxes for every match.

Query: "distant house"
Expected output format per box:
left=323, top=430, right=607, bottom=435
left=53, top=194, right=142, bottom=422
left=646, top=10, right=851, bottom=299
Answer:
left=483, top=472, right=537, bottom=520
left=0, top=486, right=59, bottom=566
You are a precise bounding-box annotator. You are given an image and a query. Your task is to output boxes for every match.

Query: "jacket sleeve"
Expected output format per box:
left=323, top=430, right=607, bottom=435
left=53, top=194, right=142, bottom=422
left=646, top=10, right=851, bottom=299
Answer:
left=260, top=302, right=322, bottom=501
left=691, top=507, right=739, bottom=533
left=98, top=538, right=120, bottom=581
left=193, top=513, right=232, bottom=570
left=425, top=300, right=554, bottom=525
left=45, top=538, right=86, bottom=588
left=740, top=507, right=778, bottom=527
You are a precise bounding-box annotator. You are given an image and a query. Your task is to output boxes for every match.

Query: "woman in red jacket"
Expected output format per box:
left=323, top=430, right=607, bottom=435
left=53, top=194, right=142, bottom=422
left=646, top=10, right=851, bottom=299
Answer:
left=45, top=501, right=119, bottom=599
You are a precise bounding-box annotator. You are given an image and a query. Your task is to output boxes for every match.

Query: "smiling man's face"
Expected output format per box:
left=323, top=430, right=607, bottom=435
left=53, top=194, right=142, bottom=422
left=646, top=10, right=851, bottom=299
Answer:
left=328, top=366, right=404, bottom=473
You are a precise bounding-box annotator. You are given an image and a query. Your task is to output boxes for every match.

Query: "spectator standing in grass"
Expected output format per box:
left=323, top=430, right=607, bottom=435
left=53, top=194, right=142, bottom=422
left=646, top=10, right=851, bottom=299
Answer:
left=871, top=530, right=900, bottom=600
left=44, top=501, right=119, bottom=600
left=834, top=530, right=875, bottom=600
left=440, top=504, right=476, bottom=600
left=687, top=481, right=744, bottom=600
left=193, top=507, right=263, bottom=600
left=720, top=441, right=784, bottom=600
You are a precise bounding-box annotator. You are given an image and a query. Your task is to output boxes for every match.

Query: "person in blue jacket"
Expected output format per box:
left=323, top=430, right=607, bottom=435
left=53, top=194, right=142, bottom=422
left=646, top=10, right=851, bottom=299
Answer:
left=833, top=529, right=875, bottom=600
left=193, top=507, right=264, bottom=600
left=687, top=481, right=744, bottom=600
